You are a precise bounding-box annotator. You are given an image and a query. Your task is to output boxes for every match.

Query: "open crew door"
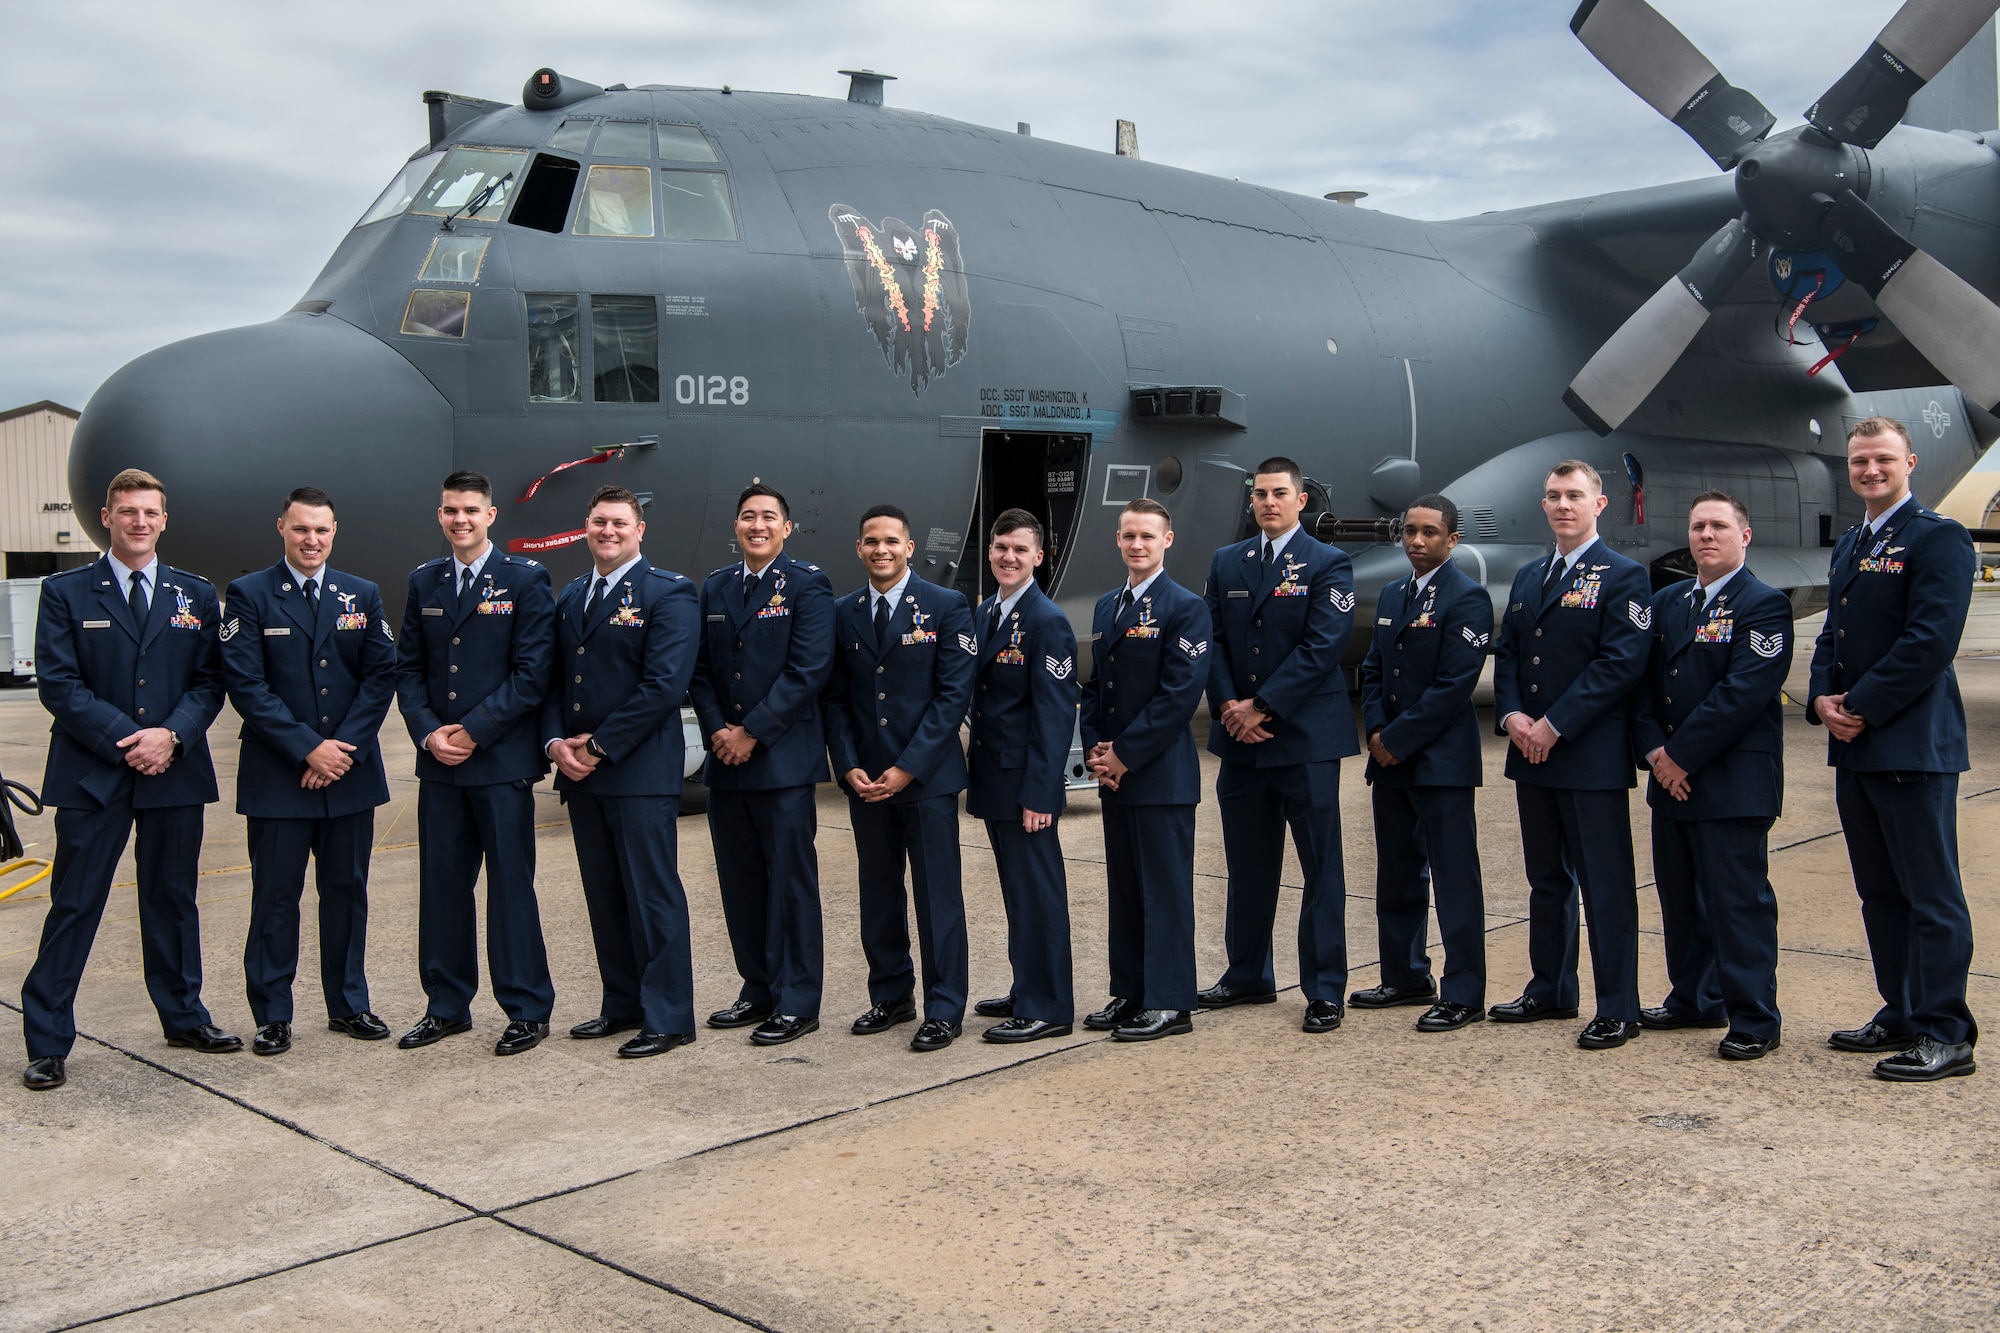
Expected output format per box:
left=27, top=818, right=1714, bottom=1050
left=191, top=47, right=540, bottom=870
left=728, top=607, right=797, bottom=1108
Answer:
left=952, top=430, right=1090, bottom=604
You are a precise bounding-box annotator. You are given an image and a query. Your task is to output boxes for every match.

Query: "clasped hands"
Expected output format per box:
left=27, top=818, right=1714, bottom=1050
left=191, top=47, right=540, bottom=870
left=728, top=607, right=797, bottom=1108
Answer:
left=1644, top=746, right=1692, bottom=802
left=427, top=723, right=479, bottom=767
left=549, top=733, right=602, bottom=783
left=1084, top=741, right=1128, bottom=791
left=1815, top=692, right=1867, bottom=743
left=301, top=738, right=359, bottom=789
left=1504, top=713, right=1560, bottom=765
left=844, top=765, right=914, bottom=803
left=1218, top=697, right=1272, bottom=744
left=116, top=726, right=177, bottom=777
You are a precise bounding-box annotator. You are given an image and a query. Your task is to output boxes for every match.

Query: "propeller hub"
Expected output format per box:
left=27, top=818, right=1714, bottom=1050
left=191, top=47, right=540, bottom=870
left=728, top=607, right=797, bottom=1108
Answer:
left=1734, top=132, right=1871, bottom=250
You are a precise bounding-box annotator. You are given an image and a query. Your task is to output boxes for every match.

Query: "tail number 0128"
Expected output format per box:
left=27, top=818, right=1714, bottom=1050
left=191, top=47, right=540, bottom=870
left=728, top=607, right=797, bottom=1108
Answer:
left=675, top=374, right=749, bottom=406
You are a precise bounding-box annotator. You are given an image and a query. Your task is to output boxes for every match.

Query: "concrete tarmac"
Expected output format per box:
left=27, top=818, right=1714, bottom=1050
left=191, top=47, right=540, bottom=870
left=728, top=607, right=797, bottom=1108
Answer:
left=2, top=593, right=1996, bottom=1331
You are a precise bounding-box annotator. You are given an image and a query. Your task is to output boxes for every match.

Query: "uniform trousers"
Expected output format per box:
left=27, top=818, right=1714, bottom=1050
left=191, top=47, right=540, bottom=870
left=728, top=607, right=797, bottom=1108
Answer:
left=1650, top=814, right=1781, bottom=1039
left=982, top=814, right=1074, bottom=1024
left=22, top=800, right=210, bottom=1059
left=709, top=785, right=823, bottom=1020
left=416, top=779, right=554, bottom=1025
left=568, top=790, right=694, bottom=1036
left=243, top=810, right=373, bottom=1025
left=1371, top=783, right=1486, bottom=1008
left=1835, top=768, right=1977, bottom=1046
left=1516, top=784, right=1640, bottom=1022
left=851, top=792, right=967, bottom=1025
left=1215, top=759, right=1347, bottom=1001
left=1099, top=799, right=1197, bottom=1011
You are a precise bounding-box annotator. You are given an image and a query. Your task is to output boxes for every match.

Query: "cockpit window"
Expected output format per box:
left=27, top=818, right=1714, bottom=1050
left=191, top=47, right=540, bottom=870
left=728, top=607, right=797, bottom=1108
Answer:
left=408, top=147, right=527, bottom=221
left=526, top=293, right=582, bottom=402
left=548, top=118, right=595, bottom=153
left=655, top=124, right=718, bottom=162
left=419, top=235, right=489, bottom=282
left=358, top=151, right=443, bottom=226
left=592, top=296, right=659, bottom=402
left=574, top=165, right=655, bottom=237
left=659, top=170, right=737, bottom=241
left=592, top=120, right=652, bottom=159
left=400, top=289, right=470, bottom=338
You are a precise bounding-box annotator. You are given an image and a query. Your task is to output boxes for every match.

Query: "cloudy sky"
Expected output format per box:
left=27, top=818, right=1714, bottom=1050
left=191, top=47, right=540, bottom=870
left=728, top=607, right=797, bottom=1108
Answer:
left=4, top=0, right=1990, bottom=465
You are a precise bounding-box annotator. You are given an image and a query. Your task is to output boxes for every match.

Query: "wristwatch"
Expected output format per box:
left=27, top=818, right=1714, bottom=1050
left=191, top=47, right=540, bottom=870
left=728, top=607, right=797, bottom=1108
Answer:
left=586, top=737, right=609, bottom=761
left=166, top=728, right=183, bottom=756
left=1250, top=696, right=1276, bottom=719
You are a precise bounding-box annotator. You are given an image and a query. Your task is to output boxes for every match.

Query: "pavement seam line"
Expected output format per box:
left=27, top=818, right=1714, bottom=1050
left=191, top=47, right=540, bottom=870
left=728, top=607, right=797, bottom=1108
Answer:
left=484, top=1216, right=786, bottom=1332
left=42, top=1218, right=475, bottom=1333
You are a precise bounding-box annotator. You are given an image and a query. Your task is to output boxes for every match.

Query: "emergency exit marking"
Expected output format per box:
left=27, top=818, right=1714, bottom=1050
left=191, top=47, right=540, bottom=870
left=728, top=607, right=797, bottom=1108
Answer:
left=675, top=374, right=749, bottom=406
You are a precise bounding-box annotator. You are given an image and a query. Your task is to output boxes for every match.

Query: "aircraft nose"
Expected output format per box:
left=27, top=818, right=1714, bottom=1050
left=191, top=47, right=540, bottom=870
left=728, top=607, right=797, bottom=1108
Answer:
left=70, top=313, right=452, bottom=603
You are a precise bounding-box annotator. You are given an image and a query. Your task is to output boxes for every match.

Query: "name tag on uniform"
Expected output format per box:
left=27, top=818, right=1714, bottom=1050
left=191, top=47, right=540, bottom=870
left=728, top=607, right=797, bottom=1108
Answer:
left=422, top=607, right=445, bottom=617
left=82, top=620, right=110, bottom=629
left=264, top=627, right=290, bottom=636
left=1376, top=616, right=1393, bottom=626
left=1227, top=589, right=1250, bottom=599
left=706, top=613, right=727, bottom=622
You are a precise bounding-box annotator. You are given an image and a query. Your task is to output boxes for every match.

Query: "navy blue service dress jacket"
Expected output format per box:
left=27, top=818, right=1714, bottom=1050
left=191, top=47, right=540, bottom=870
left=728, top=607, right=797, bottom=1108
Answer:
left=37, top=558, right=224, bottom=811
left=1493, top=538, right=1650, bottom=790
left=824, top=576, right=976, bottom=802
left=1808, top=503, right=1973, bottom=774
left=1079, top=574, right=1210, bottom=806
left=1360, top=559, right=1491, bottom=789
left=221, top=563, right=395, bottom=819
left=539, top=560, right=701, bottom=796
left=689, top=553, right=836, bottom=791
left=395, top=552, right=556, bottom=785
left=966, top=581, right=1078, bottom=820
left=1631, top=570, right=1793, bottom=821
left=1202, top=531, right=1358, bottom=767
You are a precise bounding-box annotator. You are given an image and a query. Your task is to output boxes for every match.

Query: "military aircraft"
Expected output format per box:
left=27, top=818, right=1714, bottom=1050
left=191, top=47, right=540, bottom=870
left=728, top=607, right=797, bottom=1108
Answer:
left=68, top=0, right=2000, bottom=659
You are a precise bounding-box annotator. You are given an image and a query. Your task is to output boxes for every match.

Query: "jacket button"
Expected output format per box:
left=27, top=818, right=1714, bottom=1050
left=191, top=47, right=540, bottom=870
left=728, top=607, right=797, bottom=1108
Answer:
left=1531, top=656, right=1540, bottom=666
left=137, top=707, right=147, bottom=715
left=1528, top=685, right=1538, bottom=694
left=980, top=683, right=987, bottom=691
left=1839, top=629, right=1846, bottom=637
left=733, top=703, right=742, bottom=712
left=1107, top=681, right=1115, bottom=690
left=139, top=650, right=146, bottom=658
left=877, top=666, right=886, bottom=675
left=137, top=679, right=146, bottom=687
left=321, top=687, right=329, bottom=695
left=321, top=716, right=329, bottom=723
left=734, top=641, right=743, bottom=650
left=1665, top=696, right=1673, bottom=705
left=447, top=691, right=456, bottom=700
left=733, top=672, right=741, bottom=681
left=1254, top=619, right=1262, bottom=628
left=1251, top=646, right=1261, bottom=655
left=576, top=646, right=584, bottom=655
left=319, top=659, right=328, bottom=667
left=574, top=675, right=583, bottom=683
left=455, top=638, right=462, bottom=646
left=574, top=703, right=582, bottom=712
left=1392, top=669, right=1400, bottom=677
left=1534, top=628, right=1543, bottom=637
left=1666, top=724, right=1674, bottom=733
left=1670, top=668, right=1678, bottom=677
left=1389, top=694, right=1397, bottom=703
left=975, top=738, right=983, bottom=747
left=450, top=664, right=458, bottom=673
left=878, top=692, right=886, bottom=700
left=1397, top=643, right=1404, bottom=651
left=1249, top=674, right=1258, bottom=683
left=974, top=711, right=982, bottom=719
left=1840, top=597, right=1847, bottom=606
left=880, top=718, right=889, bottom=726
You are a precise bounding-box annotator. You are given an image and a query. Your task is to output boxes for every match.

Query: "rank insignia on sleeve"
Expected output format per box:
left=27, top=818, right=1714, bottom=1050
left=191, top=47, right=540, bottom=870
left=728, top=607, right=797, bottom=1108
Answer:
left=219, top=618, right=240, bottom=641
left=1045, top=654, right=1074, bottom=680
left=1461, top=627, right=1489, bottom=647
left=1627, top=601, right=1652, bottom=629
left=1179, top=637, right=1208, bottom=659
left=1749, top=630, right=1785, bottom=658
left=957, top=632, right=977, bottom=654
left=1330, top=589, right=1356, bottom=612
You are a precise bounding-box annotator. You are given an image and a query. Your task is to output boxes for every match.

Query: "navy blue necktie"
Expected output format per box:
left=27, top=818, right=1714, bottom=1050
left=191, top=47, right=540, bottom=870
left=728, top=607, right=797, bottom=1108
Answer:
left=128, top=570, right=147, bottom=625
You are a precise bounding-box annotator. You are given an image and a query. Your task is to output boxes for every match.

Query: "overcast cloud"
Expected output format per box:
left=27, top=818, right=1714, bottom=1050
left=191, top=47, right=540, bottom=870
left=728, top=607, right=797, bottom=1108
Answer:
left=0, top=0, right=1975, bottom=425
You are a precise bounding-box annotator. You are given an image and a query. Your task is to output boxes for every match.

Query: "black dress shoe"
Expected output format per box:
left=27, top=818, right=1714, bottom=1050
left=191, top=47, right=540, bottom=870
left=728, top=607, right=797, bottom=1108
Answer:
left=1638, top=1006, right=1728, bottom=1031
left=1302, top=999, right=1344, bottom=1033
left=1488, top=995, right=1579, bottom=1024
left=1719, top=1032, right=1780, bottom=1061
left=253, top=1022, right=292, bottom=1056
left=1349, top=982, right=1437, bottom=1009
left=22, top=1056, right=65, bottom=1091
left=166, top=1023, right=244, bottom=1053
left=750, top=1014, right=819, bottom=1046
left=328, top=1012, right=390, bottom=1041
left=496, top=1020, right=549, bottom=1056
left=398, top=1015, right=473, bottom=1049
left=973, top=996, right=1015, bottom=1018
left=1577, top=1017, right=1641, bottom=1050
left=570, top=1015, right=642, bottom=1040
left=1113, top=1009, right=1193, bottom=1041
left=1417, top=1001, right=1485, bottom=1033
left=1874, top=1035, right=1977, bottom=1082
left=982, top=1017, right=1073, bottom=1044
left=707, top=1000, right=775, bottom=1030
left=1829, top=1021, right=1916, bottom=1053
left=910, top=1020, right=961, bottom=1051
left=851, top=998, right=918, bottom=1035
left=1196, top=983, right=1278, bottom=1010
left=618, top=1031, right=696, bottom=1059
left=1083, top=996, right=1143, bottom=1031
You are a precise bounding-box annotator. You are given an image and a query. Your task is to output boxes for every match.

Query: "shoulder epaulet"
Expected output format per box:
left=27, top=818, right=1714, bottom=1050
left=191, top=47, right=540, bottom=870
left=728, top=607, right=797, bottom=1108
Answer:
left=709, top=565, right=733, bottom=578
left=164, top=566, right=212, bottom=585
left=48, top=563, right=95, bottom=581
left=505, top=554, right=541, bottom=568
left=798, top=562, right=821, bottom=572
left=415, top=556, right=450, bottom=572
left=643, top=566, right=683, bottom=581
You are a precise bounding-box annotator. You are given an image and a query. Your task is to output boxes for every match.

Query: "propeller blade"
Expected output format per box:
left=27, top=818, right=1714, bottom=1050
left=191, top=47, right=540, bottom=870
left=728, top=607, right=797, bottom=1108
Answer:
left=1564, top=218, right=1760, bottom=435
left=1570, top=0, right=1776, bottom=169
left=1807, top=0, right=2000, bottom=147
left=1826, top=190, right=2000, bottom=411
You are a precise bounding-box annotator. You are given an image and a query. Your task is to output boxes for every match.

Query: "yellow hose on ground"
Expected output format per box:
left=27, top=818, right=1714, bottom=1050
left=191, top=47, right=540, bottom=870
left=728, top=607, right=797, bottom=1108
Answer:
left=0, top=858, right=52, bottom=901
